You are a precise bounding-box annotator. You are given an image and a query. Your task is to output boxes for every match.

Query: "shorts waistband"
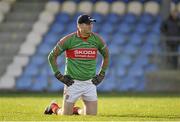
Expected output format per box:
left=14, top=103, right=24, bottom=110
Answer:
left=74, top=79, right=92, bottom=84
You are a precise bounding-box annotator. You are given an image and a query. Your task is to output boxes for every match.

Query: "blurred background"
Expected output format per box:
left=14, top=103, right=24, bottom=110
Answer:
left=0, top=0, right=179, bottom=92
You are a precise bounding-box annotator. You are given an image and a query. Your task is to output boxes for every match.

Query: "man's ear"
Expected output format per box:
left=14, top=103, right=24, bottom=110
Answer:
left=77, top=25, right=81, bottom=31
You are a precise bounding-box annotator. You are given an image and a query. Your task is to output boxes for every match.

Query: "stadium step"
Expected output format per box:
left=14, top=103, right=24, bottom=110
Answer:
left=0, top=22, right=33, bottom=32
left=0, top=0, right=47, bottom=78
left=12, top=3, right=45, bottom=12
left=5, top=12, right=40, bottom=22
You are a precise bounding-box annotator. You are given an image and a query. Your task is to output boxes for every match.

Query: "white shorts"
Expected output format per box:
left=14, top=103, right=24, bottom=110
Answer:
left=63, top=79, right=97, bottom=103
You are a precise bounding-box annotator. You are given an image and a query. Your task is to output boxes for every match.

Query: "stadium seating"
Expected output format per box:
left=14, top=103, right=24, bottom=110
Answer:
left=0, top=0, right=16, bottom=23
left=0, top=0, right=164, bottom=92
left=0, top=0, right=56, bottom=89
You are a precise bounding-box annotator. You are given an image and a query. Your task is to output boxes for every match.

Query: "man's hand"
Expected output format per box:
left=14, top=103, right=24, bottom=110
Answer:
left=55, top=71, right=74, bottom=87
left=91, top=72, right=105, bottom=86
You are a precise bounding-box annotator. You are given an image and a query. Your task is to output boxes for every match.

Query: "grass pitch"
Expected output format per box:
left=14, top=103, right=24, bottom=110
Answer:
left=0, top=92, right=180, bottom=121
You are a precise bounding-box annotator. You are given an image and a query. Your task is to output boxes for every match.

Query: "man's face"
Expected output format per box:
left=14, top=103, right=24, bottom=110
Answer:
left=77, top=23, right=93, bottom=35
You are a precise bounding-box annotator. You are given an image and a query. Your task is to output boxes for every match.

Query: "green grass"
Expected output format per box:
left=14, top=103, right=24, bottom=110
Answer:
left=0, top=92, right=180, bottom=121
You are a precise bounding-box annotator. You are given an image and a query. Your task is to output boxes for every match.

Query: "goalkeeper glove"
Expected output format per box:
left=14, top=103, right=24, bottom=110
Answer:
left=55, top=71, right=74, bottom=87
left=91, top=71, right=105, bottom=86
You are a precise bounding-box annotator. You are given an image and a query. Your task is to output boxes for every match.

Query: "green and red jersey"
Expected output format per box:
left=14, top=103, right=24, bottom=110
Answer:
left=48, top=31, right=109, bottom=81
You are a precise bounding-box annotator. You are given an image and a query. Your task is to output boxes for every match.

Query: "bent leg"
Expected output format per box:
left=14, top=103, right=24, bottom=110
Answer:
left=59, top=86, right=79, bottom=115
left=60, top=100, right=74, bottom=115
left=83, top=100, right=97, bottom=115
left=46, top=101, right=80, bottom=115
left=81, top=80, right=98, bottom=115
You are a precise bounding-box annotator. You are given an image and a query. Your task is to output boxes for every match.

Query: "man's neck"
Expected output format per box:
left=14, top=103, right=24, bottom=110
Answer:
left=77, top=31, right=91, bottom=38
left=80, top=32, right=91, bottom=38
left=77, top=30, right=91, bottom=41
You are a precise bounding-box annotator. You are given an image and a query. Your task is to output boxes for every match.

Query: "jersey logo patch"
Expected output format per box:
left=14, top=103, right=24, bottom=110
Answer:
left=66, top=48, right=97, bottom=59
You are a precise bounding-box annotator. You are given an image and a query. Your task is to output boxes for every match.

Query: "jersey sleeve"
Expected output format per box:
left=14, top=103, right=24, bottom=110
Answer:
left=96, top=34, right=109, bottom=74
left=48, top=36, right=69, bottom=74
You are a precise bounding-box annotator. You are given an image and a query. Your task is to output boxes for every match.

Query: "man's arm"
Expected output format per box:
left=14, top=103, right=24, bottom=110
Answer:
left=48, top=36, right=74, bottom=86
left=48, top=45, right=63, bottom=75
left=48, top=33, right=73, bottom=74
left=91, top=34, right=109, bottom=85
left=99, top=46, right=109, bottom=75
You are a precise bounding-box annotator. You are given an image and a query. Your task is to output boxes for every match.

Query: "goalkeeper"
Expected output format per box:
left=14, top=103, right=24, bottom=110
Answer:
left=44, top=14, right=109, bottom=115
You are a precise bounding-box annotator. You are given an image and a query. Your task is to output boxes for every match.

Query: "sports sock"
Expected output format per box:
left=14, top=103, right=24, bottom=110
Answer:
left=51, top=103, right=60, bottom=114
left=73, top=107, right=80, bottom=115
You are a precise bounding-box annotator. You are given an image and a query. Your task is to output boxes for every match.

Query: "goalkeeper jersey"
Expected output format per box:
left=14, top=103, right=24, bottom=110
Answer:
left=48, top=31, right=109, bottom=81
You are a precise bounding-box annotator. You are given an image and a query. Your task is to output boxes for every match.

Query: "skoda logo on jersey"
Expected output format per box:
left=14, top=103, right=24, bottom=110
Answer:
left=66, top=48, right=97, bottom=59
left=74, top=50, right=96, bottom=55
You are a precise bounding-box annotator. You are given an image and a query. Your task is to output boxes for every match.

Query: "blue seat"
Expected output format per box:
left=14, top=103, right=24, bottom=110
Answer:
left=142, top=43, right=154, bottom=55
left=40, top=56, right=65, bottom=77
left=66, top=21, right=77, bottom=33
left=116, top=66, right=127, bottom=77
left=16, top=76, right=32, bottom=90
left=30, top=76, right=48, bottom=91
left=140, top=13, right=155, bottom=25
left=30, top=55, right=46, bottom=66
left=106, top=13, right=121, bottom=24
left=117, top=23, right=134, bottom=34
left=93, top=24, right=100, bottom=32
left=41, top=62, right=65, bottom=77
left=128, top=66, right=144, bottom=78
left=118, top=55, right=132, bottom=68
left=40, top=65, right=49, bottom=76
left=116, top=76, right=138, bottom=91
left=123, top=13, right=137, bottom=24
left=155, top=15, right=162, bottom=23
left=124, top=44, right=138, bottom=56
left=100, top=22, right=114, bottom=34
left=133, top=76, right=146, bottom=91
left=47, top=76, right=64, bottom=91
left=135, top=23, right=149, bottom=34
left=98, top=76, right=116, bottom=92
left=23, top=64, right=39, bottom=76
left=50, top=22, right=65, bottom=34
left=37, top=43, right=52, bottom=55
left=112, top=33, right=127, bottom=45
left=108, top=55, right=116, bottom=68
left=55, top=12, right=71, bottom=24
left=41, top=65, right=54, bottom=76
left=151, top=22, right=160, bottom=34
left=134, top=55, right=149, bottom=67
left=109, top=44, right=120, bottom=55
left=43, top=33, right=60, bottom=46
left=66, top=27, right=76, bottom=34
left=129, top=33, right=144, bottom=45
left=98, top=32, right=111, bottom=45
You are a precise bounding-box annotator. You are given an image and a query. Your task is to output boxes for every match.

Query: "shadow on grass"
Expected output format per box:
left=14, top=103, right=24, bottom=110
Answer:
left=0, top=91, right=180, bottom=98
left=0, top=91, right=61, bottom=98
left=100, top=114, right=180, bottom=119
